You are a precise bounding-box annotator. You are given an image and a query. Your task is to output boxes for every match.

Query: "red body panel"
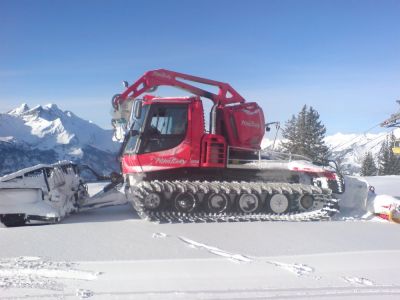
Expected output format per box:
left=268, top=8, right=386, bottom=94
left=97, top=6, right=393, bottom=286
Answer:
left=200, top=134, right=226, bottom=168
left=220, top=102, right=265, bottom=150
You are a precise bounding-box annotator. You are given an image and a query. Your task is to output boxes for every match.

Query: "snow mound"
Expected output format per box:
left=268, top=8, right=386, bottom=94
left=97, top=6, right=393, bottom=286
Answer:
left=336, top=175, right=400, bottom=223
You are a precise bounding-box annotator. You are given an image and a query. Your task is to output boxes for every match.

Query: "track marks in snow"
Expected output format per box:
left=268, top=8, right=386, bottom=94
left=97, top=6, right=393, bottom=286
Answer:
left=343, top=276, right=375, bottom=286
left=178, top=236, right=253, bottom=263
left=267, top=261, right=314, bottom=276
left=153, top=232, right=385, bottom=290
left=153, top=232, right=315, bottom=276
left=176, top=235, right=314, bottom=273
left=152, top=232, right=252, bottom=262
left=152, top=232, right=168, bottom=239
left=0, top=256, right=100, bottom=292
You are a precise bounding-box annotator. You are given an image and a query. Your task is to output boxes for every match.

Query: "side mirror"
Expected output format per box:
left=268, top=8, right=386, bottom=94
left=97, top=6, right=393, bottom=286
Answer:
left=133, top=100, right=143, bottom=119
left=122, top=81, right=129, bottom=88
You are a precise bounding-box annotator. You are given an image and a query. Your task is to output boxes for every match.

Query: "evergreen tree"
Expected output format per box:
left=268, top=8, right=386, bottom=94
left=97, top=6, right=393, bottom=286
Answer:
left=378, top=133, right=400, bottom=175
left=335, top=155, right=350, bottom=175
left=281, top=105, right=329, bottom=163
left=360, top=152, right=377, bottom=176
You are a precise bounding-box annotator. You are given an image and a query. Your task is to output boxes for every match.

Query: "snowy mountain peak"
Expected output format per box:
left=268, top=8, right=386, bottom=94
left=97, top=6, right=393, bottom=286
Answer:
left=44, top=103, right=59, bottom=110
left=1, top=103, right=119, bottom=152
left=8, top=103, right=30, bottom=115
left=0, top=103, right=120, bottom=177
left=20, top=104, right=68, bottom=121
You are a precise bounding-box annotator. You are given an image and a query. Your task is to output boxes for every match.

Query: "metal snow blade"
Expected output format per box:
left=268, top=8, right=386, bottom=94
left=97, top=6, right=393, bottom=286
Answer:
left=0, top=162, right=126, bottom=227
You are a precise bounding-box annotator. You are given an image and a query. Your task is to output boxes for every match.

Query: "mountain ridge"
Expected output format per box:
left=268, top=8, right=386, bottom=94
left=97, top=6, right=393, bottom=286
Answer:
left=0, top=103, right=119, bottom=177
left=262, top=129, right=398, bottom=175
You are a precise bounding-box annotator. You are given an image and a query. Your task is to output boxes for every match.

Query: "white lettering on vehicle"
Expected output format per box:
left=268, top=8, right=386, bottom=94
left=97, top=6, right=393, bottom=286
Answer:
left=153, top=71, right=173, bottom=80
left=241, top=108, right=259, bottom=115
left=154, top=157, right=187, bottom=165
left=241, top=120, right=260, bottom=128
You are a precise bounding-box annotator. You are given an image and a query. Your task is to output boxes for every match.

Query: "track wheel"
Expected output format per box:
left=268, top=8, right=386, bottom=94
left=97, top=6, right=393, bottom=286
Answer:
left=206, top=193, right=230, bottom=213
left=143, top=192, right=162, bottom=210
left=237, top=193, right=261, bottom=213
left=268, top=194, right=290, bottom=214
left=299, top=194, right=314, bottom=211
left=174, top=192, right=197, bottom=213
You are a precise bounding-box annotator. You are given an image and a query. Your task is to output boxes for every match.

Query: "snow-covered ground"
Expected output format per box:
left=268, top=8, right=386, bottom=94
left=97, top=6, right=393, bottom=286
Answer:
left=1, top=177, right=400, bottom=299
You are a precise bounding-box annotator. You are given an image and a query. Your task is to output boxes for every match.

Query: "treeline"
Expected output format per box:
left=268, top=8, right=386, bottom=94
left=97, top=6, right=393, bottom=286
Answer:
left=277, top=104, right=399, bottom=176
left=360, top=134, right=400, bottom=176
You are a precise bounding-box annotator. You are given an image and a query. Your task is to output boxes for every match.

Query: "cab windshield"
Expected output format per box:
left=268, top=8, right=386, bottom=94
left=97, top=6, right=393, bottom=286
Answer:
left=123, top=105, right=149, bottom=154
left=123, top=104, right=188, bottom=154
left=130, top=105, right=149, bottom=132
left=142, top=104, right=188, bottom=153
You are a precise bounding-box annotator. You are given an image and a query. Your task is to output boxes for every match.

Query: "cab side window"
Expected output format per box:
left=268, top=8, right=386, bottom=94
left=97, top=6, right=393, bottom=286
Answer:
left=141, top=104, right=188, bottom=153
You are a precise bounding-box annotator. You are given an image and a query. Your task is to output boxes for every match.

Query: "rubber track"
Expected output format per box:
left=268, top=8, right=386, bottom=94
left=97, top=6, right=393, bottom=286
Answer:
left=128, top=180, right=339, bottom=223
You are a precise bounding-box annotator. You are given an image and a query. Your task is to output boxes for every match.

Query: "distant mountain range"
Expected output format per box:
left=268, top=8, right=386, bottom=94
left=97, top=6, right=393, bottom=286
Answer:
left=1, top=103, right=397, bottom=177
left=324, top=132, right=392, bottom=175
left=262, top=130, right=397, bottom=175
left=0, top=103, right=119, bottom=178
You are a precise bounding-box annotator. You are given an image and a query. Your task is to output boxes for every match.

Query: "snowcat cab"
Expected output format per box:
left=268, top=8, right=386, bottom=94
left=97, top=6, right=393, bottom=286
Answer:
left=120, top=94, right=265, bottom=176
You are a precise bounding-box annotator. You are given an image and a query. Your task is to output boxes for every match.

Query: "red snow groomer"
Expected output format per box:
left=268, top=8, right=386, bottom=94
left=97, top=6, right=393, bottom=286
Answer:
left=111, top=69, right=344, bottom=222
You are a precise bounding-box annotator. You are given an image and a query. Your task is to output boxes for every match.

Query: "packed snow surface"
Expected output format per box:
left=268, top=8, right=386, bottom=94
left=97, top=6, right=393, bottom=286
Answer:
left=1, top=176, right=400, bottom=299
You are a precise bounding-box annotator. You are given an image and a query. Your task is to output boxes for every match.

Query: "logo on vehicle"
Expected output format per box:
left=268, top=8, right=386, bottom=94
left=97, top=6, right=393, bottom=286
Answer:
left=153, top=71, right=173, bottom=80
left=241, top=120, right=260, bottom=128
left=154, top=157, right=186, bottom=165
left=241, top=108, right=259, bottom=115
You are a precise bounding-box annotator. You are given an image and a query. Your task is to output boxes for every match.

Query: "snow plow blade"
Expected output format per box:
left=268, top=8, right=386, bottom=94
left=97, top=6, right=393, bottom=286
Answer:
left=0, top=162, right=86, bottom=226
left=0, top=188, right=60, bottom=226
left=0, top=162, right=126, bottom=227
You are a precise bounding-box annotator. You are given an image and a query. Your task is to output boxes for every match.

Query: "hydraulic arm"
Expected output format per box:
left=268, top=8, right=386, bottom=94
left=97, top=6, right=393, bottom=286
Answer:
left=112, top=69, right=245, bottom=108
left=111, top=69, right=247, bottom=140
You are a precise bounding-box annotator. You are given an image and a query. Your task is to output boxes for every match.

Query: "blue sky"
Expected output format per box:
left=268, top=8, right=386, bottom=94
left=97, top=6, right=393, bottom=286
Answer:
left=1, top=0, right=399, bottom=135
